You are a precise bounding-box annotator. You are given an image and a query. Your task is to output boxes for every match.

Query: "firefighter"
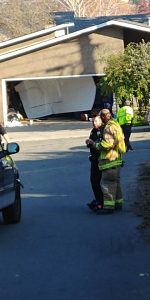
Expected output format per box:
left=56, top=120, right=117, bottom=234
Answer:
left=117, top=100, right=134, bottom=151
left=85, top=115, right=103, bottom=212
left=88, top=109, right=126, bottom=213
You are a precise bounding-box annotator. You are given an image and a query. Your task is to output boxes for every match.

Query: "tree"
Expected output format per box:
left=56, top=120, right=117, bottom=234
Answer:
left=0, top=0, right=58, bottom=40
left=136, top=0, right=150, bottom=13
left=0, top=0, right=136, bottom=41
left=100, top=41, right=150, bottom=108
left=53, top=0, right=136, bottom=17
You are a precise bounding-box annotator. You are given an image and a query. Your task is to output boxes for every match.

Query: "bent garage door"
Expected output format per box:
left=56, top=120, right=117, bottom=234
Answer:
left=15, top=76, right=96, bottom=119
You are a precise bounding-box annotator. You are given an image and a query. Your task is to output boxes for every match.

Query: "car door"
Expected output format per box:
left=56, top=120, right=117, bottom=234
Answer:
left=0, top=156, right=16, bottom=208
left=0, top=159, right=4, bottom=193
left=0, top=159, right=7, bottom=209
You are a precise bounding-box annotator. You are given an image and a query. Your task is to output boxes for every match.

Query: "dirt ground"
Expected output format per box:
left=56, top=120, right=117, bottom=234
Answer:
left=135, top=162, right=150, bottom=231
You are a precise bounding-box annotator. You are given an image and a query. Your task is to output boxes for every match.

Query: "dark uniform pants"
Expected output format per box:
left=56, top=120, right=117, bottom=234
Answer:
left=121, top=124, right=132, bottom=151
left=90, top=160, right=103, bottom=205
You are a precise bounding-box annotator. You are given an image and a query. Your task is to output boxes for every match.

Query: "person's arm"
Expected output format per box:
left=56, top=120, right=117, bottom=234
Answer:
left=3, top=133, right=10, bottom=143
left=87, top=138, right=104, bottom=151
left=126, top=107, right=134, bottom=124
left=95, top=125, right=117, bottom=151
left=0, top=124, right=9, bottom=143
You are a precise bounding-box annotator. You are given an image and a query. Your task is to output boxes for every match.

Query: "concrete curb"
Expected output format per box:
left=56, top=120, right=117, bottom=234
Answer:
left=132, top=126, right=150, bottom=133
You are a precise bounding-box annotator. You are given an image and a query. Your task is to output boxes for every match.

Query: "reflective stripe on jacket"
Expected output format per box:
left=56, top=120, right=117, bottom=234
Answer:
left=117, top=106, right=133, bottom=125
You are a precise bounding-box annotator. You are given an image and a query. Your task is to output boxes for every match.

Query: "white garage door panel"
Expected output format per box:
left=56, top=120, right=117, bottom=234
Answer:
left=15, top=77, right=96, bottom=118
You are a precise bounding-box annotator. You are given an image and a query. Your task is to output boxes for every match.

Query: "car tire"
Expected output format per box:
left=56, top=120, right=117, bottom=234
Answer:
left=2, top=182, right=21, bottom=224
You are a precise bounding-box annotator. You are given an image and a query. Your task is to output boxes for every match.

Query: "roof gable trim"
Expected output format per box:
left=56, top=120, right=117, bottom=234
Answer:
left=0, top=22, right=75, bottom=49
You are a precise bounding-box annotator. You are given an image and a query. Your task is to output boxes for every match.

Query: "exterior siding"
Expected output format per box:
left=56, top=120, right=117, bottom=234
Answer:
left=0, top=32, right=55, bottom=55
left=0, top=27, right=124, bottom=78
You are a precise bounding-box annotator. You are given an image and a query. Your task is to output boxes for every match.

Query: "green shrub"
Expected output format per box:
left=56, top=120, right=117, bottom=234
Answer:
left=133, top=112, right=148, bottom=126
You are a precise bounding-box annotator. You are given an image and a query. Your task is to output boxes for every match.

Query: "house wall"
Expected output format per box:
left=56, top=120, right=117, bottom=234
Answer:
left=0, top=32, right=55, bottom=55
left=0, top=26, right=124, bottom=122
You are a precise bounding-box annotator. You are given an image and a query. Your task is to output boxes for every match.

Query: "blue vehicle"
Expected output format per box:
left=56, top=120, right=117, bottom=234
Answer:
left=0, top=143, right=21, bottom=224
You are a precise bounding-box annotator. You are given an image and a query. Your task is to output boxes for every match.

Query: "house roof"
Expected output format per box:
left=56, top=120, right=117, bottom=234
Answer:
left=0, top=14, right=150, bottom=62
left=53, top=12, right=150, bottom=31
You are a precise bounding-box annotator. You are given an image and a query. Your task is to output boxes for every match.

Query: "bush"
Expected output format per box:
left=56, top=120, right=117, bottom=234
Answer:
left=133, top=111, right=148, bottom=126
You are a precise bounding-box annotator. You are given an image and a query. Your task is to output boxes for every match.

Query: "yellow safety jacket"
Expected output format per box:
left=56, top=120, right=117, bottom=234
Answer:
left=117, top=106, right=134, bottom=125
left=95, top=119, right=126, bottom=171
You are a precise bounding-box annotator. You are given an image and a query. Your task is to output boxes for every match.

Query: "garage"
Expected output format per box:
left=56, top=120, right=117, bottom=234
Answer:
left=0, top=15, right=149, bottom=125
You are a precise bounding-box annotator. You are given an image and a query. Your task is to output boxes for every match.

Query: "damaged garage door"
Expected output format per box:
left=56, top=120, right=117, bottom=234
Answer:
left=15, top=77, right=96, bottom=119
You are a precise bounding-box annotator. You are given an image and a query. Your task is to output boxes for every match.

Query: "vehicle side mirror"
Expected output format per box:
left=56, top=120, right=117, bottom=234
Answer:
left=7, top=143, right=20, bottom=154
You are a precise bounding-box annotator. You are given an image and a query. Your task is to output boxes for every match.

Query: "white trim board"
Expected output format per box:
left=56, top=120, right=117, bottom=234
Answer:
left=1, top=80, right=7, bottom=126
left=5, top=74, right=105, bottom=81
left=0, top=23, right=75, bottom=48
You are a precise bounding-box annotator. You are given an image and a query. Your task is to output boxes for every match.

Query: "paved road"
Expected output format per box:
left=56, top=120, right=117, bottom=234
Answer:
left=0, top=122, right=150, bottom=300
